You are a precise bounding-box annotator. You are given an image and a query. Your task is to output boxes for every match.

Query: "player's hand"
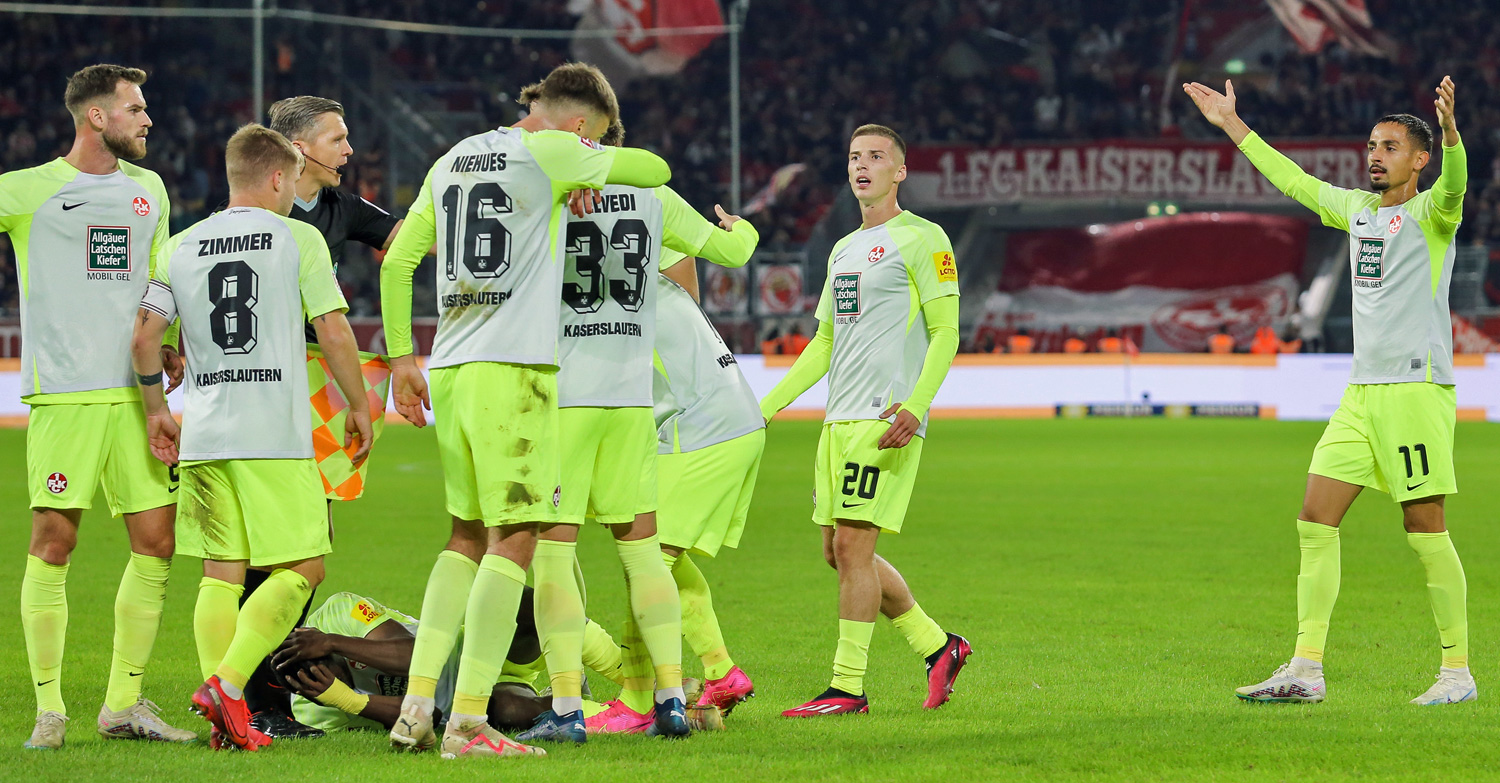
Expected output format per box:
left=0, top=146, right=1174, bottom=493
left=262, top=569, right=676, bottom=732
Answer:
left=714, top=204, right=742, bottom=231
left=346, top=409, right=374, bottom=465
left=1182, top=80, right=1236, bottom=128
left=273, top=627, right=336, bottom=670
left=877, top=404, right=919, bottom=450
left=145, top=410, right=179, bottom=464
left=391, top=358, right=430, bottom=427
left=568, top=188, right=604, bottom=218
left=286, top=662, right=337, bottom=702
left=160, top=346, right=185, bottom=394
left=1434, top=75, right=1458, bottom=145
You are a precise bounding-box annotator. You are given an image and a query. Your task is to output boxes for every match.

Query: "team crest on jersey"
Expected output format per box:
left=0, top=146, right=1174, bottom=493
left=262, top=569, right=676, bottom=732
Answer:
left=832, top=272, right=861, bottom=317
left=1356, top=237, right=1384, bottom=284
left=933, top=251, right=957, bottom=283
left=46, top=473, right=67, bottom=494
left=132, top=197, right=151, bottom=217
left=86, top=226, right=132, bottom=275
left=553, top=486, right=562, bottom=507
left=867, top=245, right=885, bottom=263
left=1388, top=215, right=1403, bottom=235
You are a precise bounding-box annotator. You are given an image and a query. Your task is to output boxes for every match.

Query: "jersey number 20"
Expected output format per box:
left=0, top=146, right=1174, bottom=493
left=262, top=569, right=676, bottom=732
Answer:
left=209, top=260, right=258, bottom=354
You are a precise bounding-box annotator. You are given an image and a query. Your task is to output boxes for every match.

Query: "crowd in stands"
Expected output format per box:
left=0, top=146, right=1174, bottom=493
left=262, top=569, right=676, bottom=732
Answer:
left=1, top=0, right=1498, bottom=328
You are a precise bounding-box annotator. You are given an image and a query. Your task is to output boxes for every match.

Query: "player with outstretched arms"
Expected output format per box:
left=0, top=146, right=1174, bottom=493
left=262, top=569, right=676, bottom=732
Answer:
left=132, top=124, right=372, bottom=750
left=1184, top=76, right=1474, bottom=705
left=519, top=120, right=759, bottom=742
left=1, top=64, right=195, bottom=750
left=379, top=63, right=672, bottom=759
left=759, top=125, right=972, bottom=717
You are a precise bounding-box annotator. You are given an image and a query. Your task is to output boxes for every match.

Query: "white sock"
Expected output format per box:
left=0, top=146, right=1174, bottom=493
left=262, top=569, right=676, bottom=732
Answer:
left=552, top=696, right=583, bottom=716
left=1290, top=656, right=1322, bottom=671
left=401, top=694, right=435, bottom=715
left=655, top=686, right=686, bottom=705
left=1442, top=666, right=1472, bottom=679
left=219, top=680, right=244, bottom=700
left=450, top=712, right=487, bottom=731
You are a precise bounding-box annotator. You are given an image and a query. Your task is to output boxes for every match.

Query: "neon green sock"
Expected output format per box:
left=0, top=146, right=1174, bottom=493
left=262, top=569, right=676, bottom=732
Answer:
left=1294, top=520, right=1341, bottom=663
left=1408, top=531, right=1469, bottom=669
left=669, top=552, right=734, bottom=680
left=617, top=593, right=655, bottom=714
left=193, top=577, right=242, bottom=680
left=105, top=553, right=170, bottom=711
left=582, top=619, right=624, bottom=685
left=890, top=603, right=946, bottom=659
left=534, top=540, right=585, bottom=708
left=830, top=619, right=875, bottom=696
left=408, top=550, right=478, bottom=698
left=616, top=536, right=681, bottom=689
left=216, top=569, right=311, bottom=690
left=21, top=555, right=68, bottom=715
left=454, top=555, right=525, bottom=716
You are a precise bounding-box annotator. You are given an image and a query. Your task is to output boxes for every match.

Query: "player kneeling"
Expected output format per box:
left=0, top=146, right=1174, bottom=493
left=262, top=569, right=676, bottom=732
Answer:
left=131, top=125, right=372, bottom=750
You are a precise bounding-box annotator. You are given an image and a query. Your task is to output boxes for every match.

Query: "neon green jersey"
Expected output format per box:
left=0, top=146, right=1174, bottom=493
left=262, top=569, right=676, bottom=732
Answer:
left=814, top=211, right=960, bottom=437
left=1239, top=132, right=1466, bottom=384
left=0, top=158, right=171, bottom=403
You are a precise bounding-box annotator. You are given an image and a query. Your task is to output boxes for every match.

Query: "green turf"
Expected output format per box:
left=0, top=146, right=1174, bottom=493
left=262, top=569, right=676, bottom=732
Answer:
left=3, top=419, right=1499, bottom=782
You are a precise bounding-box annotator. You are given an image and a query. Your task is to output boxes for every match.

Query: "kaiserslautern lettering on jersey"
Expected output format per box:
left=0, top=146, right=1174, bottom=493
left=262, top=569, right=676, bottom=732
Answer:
left=653, top=273, right=763, bottom=453
left=814, top=211, right=959, bottom=438
left=0, top=158, right=170, bottom=399
left=412, top=128, right=617, bottom=369
left=141, top=207, right=347, bottom=460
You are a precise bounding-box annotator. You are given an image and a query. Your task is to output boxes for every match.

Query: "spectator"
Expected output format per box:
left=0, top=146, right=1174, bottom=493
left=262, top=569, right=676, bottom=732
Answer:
left=1007, top=327, right=1035, bottom=354
left=1208, top=326, right=1235, bottom=354
left=1250, top=325, right=1280, bottom=354
left=761, top=327, right=782, bottom=356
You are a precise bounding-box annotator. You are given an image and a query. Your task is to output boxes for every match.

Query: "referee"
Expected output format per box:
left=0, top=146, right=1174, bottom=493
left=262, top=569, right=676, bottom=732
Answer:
left=237, top=95, right=404, bottom=739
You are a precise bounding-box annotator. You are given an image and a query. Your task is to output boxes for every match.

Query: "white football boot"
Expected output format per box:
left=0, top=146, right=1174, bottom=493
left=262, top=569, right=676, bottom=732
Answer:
left=1235, top=658, right=1325, bottom=703
left=1410, top=668, right=1477, bottom=705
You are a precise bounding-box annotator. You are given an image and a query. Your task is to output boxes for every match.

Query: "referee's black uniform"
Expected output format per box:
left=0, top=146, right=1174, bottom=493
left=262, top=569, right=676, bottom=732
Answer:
left=289, top=188, right=401, bottom=340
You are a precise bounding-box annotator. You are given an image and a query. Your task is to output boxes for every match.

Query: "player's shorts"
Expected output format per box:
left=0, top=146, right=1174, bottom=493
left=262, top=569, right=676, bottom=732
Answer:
left=430, top=362, right=560, bottom=526
left=657, top=429, right=765, bottom=557
left=558, top=406, right=656, bottom=525
left=308, top=347, right=392, bottom=501
left=1309, top=382, right=1457, bottom=503
left=26, top=402, right=176, bottom=516
left=813, top=420, right=924, bottom=533
left=175, top=458, right=329, bottom=566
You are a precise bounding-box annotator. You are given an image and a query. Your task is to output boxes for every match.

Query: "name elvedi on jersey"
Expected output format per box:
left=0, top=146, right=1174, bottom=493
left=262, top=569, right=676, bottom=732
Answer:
left=195, top=367, right=285, bottom=387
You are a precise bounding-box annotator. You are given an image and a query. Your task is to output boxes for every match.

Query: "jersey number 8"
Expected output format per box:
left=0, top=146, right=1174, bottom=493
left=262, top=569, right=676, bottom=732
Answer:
left=209, top=260, right=258, bottom=354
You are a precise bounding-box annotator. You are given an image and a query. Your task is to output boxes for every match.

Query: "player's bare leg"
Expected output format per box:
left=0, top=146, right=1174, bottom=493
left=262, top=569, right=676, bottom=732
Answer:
left=1238, top=474, right=1362, bottom=703
left=1402, top=496, right=1475, bottom=704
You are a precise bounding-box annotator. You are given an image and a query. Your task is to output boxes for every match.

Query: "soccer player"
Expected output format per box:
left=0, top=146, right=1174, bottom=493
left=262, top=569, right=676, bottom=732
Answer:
left=521, top=118, right=759, bottom=742
left=759, top=125, right=972, bottom=717
left=270, top=590, right=623, bottom=733
left=132, top=123, right=373, bottom=750
left=1184, top=77, right=1475, bottom=705
left=229, top=94, right=405, bottom=740
left=379, top=62, right=672, bottom=759
left=1, top=64, right=195, bottom=750
left=654, top=252, right=766, bottom=716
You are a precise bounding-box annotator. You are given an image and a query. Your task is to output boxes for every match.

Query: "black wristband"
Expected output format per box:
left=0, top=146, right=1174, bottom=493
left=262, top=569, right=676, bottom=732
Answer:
left=137, top=371, right=163, bottom=386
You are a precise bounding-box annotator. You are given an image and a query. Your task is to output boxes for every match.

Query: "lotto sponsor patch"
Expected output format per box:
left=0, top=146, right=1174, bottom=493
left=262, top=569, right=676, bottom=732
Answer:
left=933, top=251, right=957, bottom=283
left=351, top=600, right=383, bottom=625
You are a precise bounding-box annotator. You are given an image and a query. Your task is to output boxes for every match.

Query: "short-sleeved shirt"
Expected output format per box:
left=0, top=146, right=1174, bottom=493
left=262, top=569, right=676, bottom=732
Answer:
left=814, top=211, right=959, bottom=438
left=557, top=185, right=718, bottom=408
left=653, top=273, right=764, bottom=453
left=0, top=158, right=171, bottom=403
left=289, top=187, right=399, bottom=343
left=141, top=206, right=347, bottom=460
left=408, top=127, right=618, bottom=369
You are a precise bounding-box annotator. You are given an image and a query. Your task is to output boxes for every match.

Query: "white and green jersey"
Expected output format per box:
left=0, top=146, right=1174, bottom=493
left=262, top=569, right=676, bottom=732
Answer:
left=653, top=270, right=763, bottom=453
left=0, top=158, right=170, bottom=402
left=141, top=207, right=347, bottom=460
left=815, top=211, right=959, bottom=437
left=557, top=185, right=718, bottom=408
left=293, top=593, right=423, bottom=732
left=1239, top=133, right=1466, bottom=384
left=409, top=128, right=618, bottom=369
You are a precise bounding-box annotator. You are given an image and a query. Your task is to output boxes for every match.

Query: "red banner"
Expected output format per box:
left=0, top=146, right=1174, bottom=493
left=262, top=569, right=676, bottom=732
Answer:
left=903, top=139, right=1368, bottom=207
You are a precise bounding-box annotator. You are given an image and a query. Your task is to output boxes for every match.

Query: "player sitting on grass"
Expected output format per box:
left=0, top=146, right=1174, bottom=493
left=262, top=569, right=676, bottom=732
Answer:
left=759, top=125, right=971, bottom=717
left=1184, top=76, right=1474, bottom=705
left=271, top=590, right=623, bottom=733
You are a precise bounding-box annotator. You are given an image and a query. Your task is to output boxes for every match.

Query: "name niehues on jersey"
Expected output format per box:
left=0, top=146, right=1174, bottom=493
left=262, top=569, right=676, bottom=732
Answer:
left=450, top=152, right=507, bottom=173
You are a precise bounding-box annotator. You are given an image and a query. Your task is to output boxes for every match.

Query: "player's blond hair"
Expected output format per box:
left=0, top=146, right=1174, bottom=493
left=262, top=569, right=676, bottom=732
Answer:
left=850, top=124, right=907, bottom=160
left=64, top=64, right=147, bottom=124
left=225, top=124, right=302, bottom=191
left=517, top=63, right=620, bottom=126
left=268, top=96, right=345, bottom=142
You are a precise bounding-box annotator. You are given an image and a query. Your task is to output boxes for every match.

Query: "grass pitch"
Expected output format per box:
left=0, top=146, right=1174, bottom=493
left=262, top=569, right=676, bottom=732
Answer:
left=2, top=418, right=1499, bottom=782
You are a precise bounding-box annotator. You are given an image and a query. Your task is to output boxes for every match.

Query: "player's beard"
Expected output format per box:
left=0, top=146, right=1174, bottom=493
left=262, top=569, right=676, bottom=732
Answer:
left=102, top=127, right=147, bottom=161
left=1369, top=177, right=1390, bottom=192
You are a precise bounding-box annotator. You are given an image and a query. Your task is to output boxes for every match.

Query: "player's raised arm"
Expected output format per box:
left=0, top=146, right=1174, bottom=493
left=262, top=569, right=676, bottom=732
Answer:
left=1184, top=79, right=1356, bottom=229
left=379, top=167, right=436, bottom=426
left=1430, top=76, right=1466, bottom=227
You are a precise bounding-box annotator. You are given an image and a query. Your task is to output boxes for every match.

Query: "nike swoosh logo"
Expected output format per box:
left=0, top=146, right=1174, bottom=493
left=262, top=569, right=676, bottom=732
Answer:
left=1443, top=644, right=1456, bottom=649
left=128, top=671, right=144, bottom=677
left=37, top=679, right=55, bottom=687
left=841, top=500, right=865, bottom=508
left=1355, top=219, right=1368, bottom=226
left=1407, top=481, right=1428, bottom=491
left=62, top=202, right=87, bottom=211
